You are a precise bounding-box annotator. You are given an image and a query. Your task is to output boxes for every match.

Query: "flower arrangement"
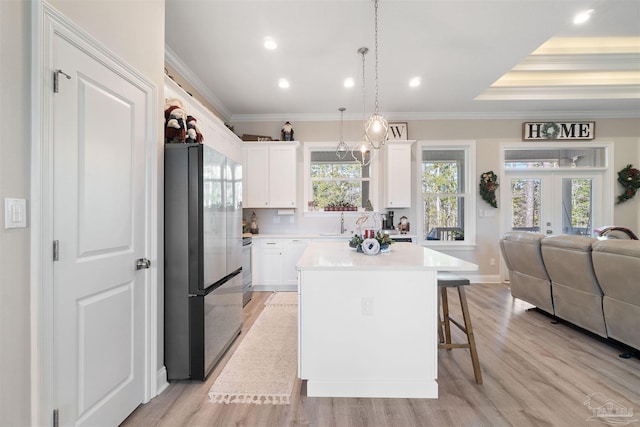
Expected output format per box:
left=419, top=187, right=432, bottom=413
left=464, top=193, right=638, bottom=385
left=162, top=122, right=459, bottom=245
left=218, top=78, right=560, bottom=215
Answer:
left=349, top=231, right=394, bottom=253
left=616, top=164, right=640, bottom=204
left=479, top=171, right=499, bottom=208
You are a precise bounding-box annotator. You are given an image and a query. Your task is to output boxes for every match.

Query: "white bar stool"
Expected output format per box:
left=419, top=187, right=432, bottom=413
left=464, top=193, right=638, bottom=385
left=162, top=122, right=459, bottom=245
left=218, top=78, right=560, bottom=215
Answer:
left=437, top=272, right=483, bottom=384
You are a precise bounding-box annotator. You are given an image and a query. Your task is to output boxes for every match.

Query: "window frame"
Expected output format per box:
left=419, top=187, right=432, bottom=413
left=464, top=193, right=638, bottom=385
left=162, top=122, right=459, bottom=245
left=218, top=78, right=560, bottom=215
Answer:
left=303, top=141, right=379, bottom=215
left=417, top=140, right=476, bottom=247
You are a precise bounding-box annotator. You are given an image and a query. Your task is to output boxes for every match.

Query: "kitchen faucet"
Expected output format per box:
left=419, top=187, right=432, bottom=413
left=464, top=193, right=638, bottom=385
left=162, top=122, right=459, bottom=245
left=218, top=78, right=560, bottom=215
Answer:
left=340, top=212, right=346, bottom=234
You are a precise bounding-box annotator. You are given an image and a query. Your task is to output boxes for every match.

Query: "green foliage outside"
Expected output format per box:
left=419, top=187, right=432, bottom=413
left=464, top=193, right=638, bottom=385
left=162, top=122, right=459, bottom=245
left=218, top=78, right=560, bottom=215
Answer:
left=511, top=179, right=541, bottom=230
left=310, top=161, right=368, bottom=208
left=510, top=178, right=592, bottom=234
left=422, top=162, right=464, bottom=236
left=567, top=179, right=592, bottom=234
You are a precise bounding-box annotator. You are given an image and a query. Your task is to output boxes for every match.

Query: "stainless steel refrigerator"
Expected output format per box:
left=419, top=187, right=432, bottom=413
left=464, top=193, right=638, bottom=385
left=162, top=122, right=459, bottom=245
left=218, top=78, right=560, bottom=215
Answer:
left=164, top=143, right=243, bottom=380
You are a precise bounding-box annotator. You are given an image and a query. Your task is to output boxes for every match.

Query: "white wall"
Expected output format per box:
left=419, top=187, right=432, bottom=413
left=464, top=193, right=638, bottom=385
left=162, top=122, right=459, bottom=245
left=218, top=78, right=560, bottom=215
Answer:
left=234, top=118, right=640, bottom=278
left=0, top=1, right=165, bottom=425
left=0, top=1, right=32, bottom=424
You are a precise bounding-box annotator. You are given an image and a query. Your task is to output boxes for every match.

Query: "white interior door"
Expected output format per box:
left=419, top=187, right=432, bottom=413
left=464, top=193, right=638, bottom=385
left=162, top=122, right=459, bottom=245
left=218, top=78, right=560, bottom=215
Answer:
left=52, top=30, right=147, bottom=426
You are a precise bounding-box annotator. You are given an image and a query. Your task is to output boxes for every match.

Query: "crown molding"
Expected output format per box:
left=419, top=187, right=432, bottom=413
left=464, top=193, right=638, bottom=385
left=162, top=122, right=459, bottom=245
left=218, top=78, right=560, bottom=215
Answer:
left=516, top=53, right=640, bottom=71
left=164, top=44, right=232, bottom=122
left=476, top=85, right=640, bottom=100
left=231, top=109, right=640, bottom=123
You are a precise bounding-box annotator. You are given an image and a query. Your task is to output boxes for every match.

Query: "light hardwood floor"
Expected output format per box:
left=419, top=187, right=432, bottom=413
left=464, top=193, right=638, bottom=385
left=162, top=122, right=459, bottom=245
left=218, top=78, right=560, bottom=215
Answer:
left=122, top=284, right=640, bottom=427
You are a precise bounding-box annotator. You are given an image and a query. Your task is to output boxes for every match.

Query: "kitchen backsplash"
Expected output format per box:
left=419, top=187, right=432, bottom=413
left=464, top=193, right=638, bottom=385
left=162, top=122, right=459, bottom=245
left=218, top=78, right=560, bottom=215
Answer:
left=242, top=208, right=412, bottom=236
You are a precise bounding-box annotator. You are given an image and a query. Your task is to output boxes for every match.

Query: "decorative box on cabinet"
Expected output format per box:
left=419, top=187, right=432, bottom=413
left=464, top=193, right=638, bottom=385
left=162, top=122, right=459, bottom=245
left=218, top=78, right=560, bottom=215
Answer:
left=383, top=140, right=415, bottom=208
left=243, top=142, right=298, bottom=208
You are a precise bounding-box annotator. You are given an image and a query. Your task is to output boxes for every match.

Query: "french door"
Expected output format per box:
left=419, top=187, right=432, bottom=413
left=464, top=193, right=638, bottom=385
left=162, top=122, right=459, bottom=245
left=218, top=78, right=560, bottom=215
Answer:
left=504, top=171, right=605, bottom=237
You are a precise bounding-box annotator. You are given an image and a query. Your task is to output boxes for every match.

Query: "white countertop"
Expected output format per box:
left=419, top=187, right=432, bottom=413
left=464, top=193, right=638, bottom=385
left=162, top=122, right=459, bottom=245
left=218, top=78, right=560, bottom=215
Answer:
left=296, top=241, right=477, bottom=272
left=249, top=233, right=417, bottom=240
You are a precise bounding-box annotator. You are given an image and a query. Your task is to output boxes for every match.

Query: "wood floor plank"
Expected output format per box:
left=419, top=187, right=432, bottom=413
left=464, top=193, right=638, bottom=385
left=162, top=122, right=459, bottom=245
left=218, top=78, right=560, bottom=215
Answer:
left=122, top=285, right=640, bottom=427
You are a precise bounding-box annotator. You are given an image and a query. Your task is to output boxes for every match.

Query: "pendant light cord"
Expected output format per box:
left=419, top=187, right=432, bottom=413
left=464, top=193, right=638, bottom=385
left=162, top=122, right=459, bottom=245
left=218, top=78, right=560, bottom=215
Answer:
left=374, top=0, right=380, bottom=115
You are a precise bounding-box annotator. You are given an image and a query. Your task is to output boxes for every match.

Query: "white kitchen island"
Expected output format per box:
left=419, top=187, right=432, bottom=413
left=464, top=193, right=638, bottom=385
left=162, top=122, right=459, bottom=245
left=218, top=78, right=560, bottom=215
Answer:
left=296, top=241, right=478, bottom=399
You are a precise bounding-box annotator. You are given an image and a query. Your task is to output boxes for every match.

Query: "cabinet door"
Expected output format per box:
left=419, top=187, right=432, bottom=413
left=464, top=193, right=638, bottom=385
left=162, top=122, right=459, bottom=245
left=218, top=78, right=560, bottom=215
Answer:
left=268, top=145, right=297, bottom=208
left=385, top=143, right=412, bottom=208
left=244, top=145, right=270, bottom=207
left=254, top=241, right=283, bottom=286
left=283, top=239, right=308, bottom=285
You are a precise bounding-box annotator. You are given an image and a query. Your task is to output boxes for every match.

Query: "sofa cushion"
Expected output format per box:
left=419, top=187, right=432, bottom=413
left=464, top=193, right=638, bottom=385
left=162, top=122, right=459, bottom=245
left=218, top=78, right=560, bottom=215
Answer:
left=501, top=232, right=554, bottom=314
left=592, top=239, right=640, bottom=350
left=541, top=235, right=606, bottom=336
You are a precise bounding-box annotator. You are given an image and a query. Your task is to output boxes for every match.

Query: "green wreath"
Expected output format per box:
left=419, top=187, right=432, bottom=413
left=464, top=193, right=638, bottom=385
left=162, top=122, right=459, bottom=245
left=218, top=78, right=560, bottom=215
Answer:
left=616, top=164, right=640, bottom=204
left=541, top=122, right=560, bottom=139
left=479, top=171, right=499, bottom=208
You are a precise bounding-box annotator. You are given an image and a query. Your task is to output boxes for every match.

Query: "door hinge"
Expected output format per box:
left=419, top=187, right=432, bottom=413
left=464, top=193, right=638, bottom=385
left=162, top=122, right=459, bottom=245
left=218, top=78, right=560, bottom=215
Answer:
left=53, top=69, right=71, bottom=93
left=53, top=240, right=59, bottom=262
left=53, top=409, right=59, bottom=427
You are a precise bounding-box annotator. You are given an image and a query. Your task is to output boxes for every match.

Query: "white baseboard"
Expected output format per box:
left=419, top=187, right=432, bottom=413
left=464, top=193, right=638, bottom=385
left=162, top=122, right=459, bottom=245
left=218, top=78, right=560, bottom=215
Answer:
left=156, top=366, right=169, bottom=396
left=252, top=284, right=297, bottom=292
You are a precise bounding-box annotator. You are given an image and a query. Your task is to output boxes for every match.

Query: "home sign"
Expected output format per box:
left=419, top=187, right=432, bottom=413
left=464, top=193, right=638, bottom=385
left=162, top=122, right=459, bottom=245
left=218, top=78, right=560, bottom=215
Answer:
left=522, top=121, right=595, bottom=141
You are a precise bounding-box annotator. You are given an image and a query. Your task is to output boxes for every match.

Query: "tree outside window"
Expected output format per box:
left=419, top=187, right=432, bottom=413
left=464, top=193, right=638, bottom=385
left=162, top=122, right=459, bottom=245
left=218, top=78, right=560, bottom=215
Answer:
left=309, top=151, right=370, bottom=209
left=422, top=149, right=466, bottom=241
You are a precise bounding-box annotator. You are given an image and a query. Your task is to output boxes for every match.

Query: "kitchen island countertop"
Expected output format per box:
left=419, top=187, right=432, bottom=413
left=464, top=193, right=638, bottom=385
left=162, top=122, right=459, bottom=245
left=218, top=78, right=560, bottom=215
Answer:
left=297, top=241, right=477, bottom=271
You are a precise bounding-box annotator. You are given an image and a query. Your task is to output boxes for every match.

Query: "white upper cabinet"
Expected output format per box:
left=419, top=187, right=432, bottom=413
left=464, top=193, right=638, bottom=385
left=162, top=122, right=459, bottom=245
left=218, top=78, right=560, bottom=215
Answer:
left=243, top=141, right=298, bottom=208
left=383, top=140, right=415, bottom=208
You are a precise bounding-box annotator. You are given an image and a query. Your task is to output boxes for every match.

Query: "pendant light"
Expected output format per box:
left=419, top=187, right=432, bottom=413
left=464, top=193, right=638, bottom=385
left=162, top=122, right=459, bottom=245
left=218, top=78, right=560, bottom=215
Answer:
left=364, top=0, right=388, bottom=149
left=351, top=47, right=374, bottom=167
left=335, top=107, right=349, bottom=159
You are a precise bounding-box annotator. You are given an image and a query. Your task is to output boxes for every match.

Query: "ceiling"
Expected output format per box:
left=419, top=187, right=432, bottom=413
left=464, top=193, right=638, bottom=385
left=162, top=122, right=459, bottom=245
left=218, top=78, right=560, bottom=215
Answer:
left=165, top=0, right=640, bottom=123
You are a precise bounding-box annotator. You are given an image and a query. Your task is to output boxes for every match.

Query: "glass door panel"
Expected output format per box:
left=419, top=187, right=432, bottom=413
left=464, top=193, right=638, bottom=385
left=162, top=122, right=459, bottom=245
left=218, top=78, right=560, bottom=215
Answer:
left=510, top=178, right=542, bottom=232
left=560, top=177, right=593, bottom=236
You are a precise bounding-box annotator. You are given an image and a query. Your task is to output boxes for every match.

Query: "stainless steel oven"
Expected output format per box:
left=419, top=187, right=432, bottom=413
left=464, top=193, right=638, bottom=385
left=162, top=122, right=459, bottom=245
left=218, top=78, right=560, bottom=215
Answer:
left=242, top=236, right=253, bottom=306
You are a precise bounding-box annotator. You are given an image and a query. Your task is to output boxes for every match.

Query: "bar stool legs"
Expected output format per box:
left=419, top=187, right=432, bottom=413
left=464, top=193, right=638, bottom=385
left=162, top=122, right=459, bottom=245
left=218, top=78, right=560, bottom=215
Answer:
left=438, top=284, right=483, bottom=384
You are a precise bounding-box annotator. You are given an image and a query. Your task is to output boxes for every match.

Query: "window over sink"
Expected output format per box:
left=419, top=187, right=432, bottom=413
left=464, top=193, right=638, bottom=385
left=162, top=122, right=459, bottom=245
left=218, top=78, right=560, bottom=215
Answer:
left=304, top=142, right=373, bottom=212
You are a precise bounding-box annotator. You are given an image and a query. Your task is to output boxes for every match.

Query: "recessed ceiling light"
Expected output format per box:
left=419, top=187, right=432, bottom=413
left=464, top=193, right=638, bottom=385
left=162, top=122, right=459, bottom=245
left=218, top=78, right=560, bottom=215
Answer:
left=264, top=38, right=277, bottom=50
left=573, top=9, right=593, bottom=25
left=409, top=77, right=421, bottom=87
left=278, top=78, right=290, bottom=89
left=344, top=78, right=355, bottom=88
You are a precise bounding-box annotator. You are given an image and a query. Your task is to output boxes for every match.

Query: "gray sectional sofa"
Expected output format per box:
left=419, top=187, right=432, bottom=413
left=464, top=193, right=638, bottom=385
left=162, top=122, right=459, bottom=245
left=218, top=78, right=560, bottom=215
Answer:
left=500, top=231, right=640, bottom=352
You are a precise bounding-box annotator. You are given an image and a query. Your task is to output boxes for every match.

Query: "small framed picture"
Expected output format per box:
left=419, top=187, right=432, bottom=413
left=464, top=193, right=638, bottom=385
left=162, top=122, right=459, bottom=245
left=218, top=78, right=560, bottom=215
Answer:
left=388, top=122, right=408, bottom=140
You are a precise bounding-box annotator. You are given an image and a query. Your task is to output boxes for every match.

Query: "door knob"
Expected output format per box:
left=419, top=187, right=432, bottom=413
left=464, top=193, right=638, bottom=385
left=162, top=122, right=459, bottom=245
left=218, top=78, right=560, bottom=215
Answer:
left=136, top=258, right=151, bottom=270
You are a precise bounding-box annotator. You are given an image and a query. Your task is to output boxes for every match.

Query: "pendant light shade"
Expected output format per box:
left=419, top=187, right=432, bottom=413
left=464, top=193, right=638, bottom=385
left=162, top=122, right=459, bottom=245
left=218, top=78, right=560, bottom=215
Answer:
left=365, top=113, right=389, bottom=149
left=336, top=107, right=349, bottom=159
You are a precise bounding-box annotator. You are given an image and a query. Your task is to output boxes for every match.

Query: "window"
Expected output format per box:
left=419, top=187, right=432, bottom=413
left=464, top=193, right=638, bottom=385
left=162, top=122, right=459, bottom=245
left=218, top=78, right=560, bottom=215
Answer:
left=307, top=150, right=370, bottom=210
left=420, top=142, right=476, bottom=244
left=504, top=147, right=606, bottom=169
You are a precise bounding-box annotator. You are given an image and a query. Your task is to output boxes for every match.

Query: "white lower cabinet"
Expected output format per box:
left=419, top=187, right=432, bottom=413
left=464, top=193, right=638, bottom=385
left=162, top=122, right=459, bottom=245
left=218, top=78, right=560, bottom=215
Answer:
left=254, top=240, right=283, bottom=287
left=283, top=239, right=309, bottom=286
left=253, top=238, right=308, bottom=291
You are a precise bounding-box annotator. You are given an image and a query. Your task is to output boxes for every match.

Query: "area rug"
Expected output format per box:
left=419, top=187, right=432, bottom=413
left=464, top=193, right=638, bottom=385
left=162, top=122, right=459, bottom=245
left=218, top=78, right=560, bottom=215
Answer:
left=208, top=293, right=297, bottom=405
left=265, top=291, right=298, bottom=307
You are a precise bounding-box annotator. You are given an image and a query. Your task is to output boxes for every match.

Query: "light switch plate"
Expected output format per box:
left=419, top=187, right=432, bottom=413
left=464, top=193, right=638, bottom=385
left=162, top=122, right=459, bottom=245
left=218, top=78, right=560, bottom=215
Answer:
left=5, top=198, right=27, bottom=229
